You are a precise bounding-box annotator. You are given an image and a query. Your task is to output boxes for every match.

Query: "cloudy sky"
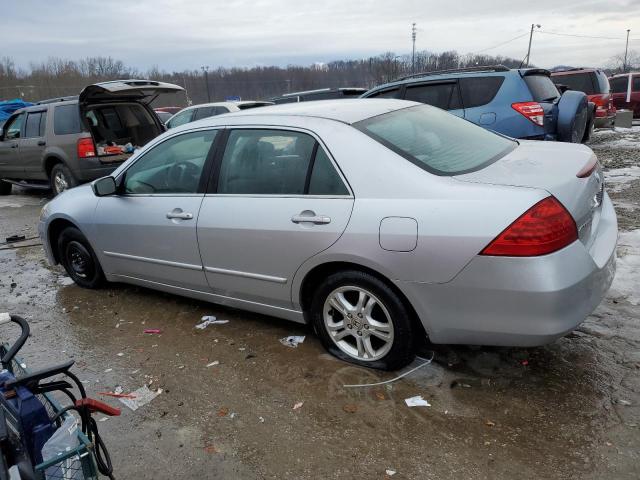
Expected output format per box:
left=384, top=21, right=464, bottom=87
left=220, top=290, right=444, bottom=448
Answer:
left=4, top=0, right=639, bottom=71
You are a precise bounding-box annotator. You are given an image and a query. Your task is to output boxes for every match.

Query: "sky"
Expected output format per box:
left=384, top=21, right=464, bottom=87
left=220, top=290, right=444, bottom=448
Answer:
left=3, top=0, right=639, bottom=71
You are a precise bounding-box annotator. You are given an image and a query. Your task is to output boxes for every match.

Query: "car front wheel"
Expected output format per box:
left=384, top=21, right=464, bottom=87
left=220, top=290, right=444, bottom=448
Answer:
left=57, top=226, right=105, bottom=289
left=50, top=163, right=78, bottom=195
left=310, top=270, right=415, bottom=370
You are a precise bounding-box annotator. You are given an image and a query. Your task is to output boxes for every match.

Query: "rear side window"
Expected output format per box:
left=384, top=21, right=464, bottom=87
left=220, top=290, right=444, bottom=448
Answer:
left=405, top=82, right=462, bottom=110
left=301, top=91, right=339, bottom=101
left=39, top=111, right=47, bottom=137
left=551, top=73, right=596, bottom=94
left=54, top=104, right=82, bottom=135
left=610, top=77, right=628, bottom=93
left=24, top=112, right=44, bottom=138
left=194, top=106, right=217, bottom=120
left=217, top=129, right=316, bottom=195
left=355, top=104, right=515, bottom=176
left=634, top=77, right=640, bottom=92
left=459, top=76, right=505, bottom=108
left=367, top=88, right=401, bottom=99
left=308, top=148, right=349, bottom=195
left=524, top=75, right=560, bottom=102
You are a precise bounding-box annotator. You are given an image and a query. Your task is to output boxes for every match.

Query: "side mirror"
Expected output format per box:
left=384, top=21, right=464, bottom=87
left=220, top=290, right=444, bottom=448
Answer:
left=91, top=176, right=117, bottom=196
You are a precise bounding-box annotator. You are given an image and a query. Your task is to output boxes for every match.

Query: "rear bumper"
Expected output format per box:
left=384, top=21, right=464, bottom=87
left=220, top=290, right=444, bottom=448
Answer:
left=398, top=195, right=618, bottom=346
left=74, top=158, right=125, bottom=182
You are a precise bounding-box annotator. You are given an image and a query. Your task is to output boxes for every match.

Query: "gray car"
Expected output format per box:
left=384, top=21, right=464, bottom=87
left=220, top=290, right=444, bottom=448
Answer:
left=0, top=80, right=184, bottom=196
left=38, top=99, right=617, bottom=370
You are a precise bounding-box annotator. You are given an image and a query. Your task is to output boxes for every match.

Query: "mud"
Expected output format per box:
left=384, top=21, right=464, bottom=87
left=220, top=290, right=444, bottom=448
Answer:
left=1, top=128, right=640, bottom=479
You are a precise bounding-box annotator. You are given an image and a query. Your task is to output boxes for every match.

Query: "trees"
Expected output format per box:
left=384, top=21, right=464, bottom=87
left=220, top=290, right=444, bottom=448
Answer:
left=0, top=50, right=524, bottom=105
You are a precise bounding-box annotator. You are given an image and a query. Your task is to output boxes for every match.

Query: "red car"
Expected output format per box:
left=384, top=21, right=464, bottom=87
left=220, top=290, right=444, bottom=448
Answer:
left=551, top=68, right=615, bottom=128
left=609, top=73, right=640, bottom=118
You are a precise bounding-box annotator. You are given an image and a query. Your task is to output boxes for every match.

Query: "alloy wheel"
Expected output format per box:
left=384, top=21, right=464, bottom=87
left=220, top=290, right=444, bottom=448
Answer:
left=54, top=170, right=69, bottom=194
left=323, top=286, right=395, bottom=361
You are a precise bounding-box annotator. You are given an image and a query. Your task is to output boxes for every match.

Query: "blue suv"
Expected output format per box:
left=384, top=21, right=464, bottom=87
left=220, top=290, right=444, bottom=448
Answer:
left=362, top=65, right=590, bottom=143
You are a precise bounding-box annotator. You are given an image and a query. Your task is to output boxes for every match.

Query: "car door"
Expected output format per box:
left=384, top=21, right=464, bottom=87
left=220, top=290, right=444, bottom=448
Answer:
left=197, top=128, right=354, bottom=310
left=0, top=113, right=25, bottom=178
left=20, top=109, right=48, bottom=179
left=632, top=75, right=640, bottom=117
left=94, top=128, right=219, bottom=291
left=404, top=80, right=465, bottom=118
left=458, top=76, right=506, bottom=126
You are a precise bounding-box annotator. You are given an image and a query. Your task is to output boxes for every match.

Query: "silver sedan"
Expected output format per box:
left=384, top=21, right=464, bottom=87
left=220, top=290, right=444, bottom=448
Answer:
left=38, top=99, right=617, bottom=370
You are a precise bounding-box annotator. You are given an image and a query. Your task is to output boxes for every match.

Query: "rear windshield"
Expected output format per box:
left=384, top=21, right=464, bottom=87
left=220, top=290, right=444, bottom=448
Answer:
left=355, top=105, right=516, bottom=176
left=524, top=75, right=560, bottom=102
left=610, top=76, right=628, bottom=93
left=551, top=72, right=599, bottom=94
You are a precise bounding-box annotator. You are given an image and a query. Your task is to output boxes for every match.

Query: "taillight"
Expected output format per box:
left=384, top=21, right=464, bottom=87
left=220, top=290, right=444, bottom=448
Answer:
left=512, top=102, right=544, bottom=126
left=590, top=94, right=609, bottom=117
left=77, top=138, right=96, bottom=158
left=480, top=196, right=578, bottom=257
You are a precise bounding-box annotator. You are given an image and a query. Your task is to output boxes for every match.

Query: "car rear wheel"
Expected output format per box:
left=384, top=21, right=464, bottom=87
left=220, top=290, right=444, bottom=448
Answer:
left=310, top=270, right=414, bottom=370
left=50, top=163, right=78, bottom=196
left=0, top=180, right=11, bottom=195
left=57, top=226, right=105, bottom=289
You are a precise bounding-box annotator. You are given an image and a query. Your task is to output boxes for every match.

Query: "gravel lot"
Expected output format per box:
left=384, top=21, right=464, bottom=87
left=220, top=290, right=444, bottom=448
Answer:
left=0, top=128, right=639, bottom=479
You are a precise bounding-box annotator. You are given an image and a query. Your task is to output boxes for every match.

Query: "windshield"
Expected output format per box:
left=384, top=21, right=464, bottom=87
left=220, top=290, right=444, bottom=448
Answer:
left=354, top=105, right=516, bottom=176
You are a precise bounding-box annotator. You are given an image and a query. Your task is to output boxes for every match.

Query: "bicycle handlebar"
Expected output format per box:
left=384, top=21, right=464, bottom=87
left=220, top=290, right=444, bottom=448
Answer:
left=0, top=315, right=30, bottom=369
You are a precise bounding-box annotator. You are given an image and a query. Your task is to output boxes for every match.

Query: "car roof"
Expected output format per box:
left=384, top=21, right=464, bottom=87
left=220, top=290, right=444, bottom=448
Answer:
left=179, top=100, right=271, bottom=111
left=551, top=68, right=600, bottom=75
left=201, top=98, right=419, bottom=125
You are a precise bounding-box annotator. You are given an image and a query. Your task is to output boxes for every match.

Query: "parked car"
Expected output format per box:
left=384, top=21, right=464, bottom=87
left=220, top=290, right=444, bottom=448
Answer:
left=154, top=110, right=173, bottom=125
left=39, top=99, right=616, bottom=370
left=609, top=73, right=640, bottom=118
left=0, top=80, right=184, bottom=196
left=551, top=68, right=615, bottom=129
left=271, top=87, right=367, bottom=104
left=165, top=101, right=273, bottom=129
left=362, top=65, right=591, bottom=143
left=154, top=106, right=182, bottom=115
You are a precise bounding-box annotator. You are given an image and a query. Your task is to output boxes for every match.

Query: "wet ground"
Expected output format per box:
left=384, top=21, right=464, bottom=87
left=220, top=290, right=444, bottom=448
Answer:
left=1, top=129, right=639, bottom=479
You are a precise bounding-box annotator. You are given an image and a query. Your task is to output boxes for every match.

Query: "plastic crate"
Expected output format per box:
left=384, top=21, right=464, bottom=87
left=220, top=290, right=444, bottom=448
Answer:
left=1, top=345, right=98, bottom=480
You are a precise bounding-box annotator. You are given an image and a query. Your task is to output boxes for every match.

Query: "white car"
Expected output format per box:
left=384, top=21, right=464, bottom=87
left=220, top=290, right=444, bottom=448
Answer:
left=166, top=101, right=273, bottom=129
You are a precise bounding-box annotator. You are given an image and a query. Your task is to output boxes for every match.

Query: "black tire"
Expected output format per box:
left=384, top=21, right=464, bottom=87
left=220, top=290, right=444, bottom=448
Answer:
left=582, top=117, right=595, bottom=143
left=309, top=270, right=415, bottom=370
left=50, top=163, right=78, bottom=196
left=0, top=180, right=11, bottom=195
left=57, top=227, right=105, bottom=289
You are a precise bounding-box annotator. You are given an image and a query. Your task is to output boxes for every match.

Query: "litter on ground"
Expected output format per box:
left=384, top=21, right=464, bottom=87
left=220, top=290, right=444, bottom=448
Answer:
left=119, top=385, right=162, bottom=411
left=404, top=395, right=431, bottom=407
left=292, top=401, right=304, bottom=410
left=144, top=329, right=162, bottom=334
left=196, top=316, right=229, bottom=329
left=343, top=353, right=434, bottom=388
left=386, top=469, right=397, bottom=476
left=280, top=335, right=305, bottom=348
left=206, top=361, right=220, bottom=367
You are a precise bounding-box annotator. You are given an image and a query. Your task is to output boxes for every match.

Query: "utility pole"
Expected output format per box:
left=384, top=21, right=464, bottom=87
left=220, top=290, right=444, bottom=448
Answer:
left=623, top=29, right=631, bottom=73
left=411, top=23, right=417, bottom=74
left=525, top=24, right=541, bottom=67
left=201, top=65, right=211, bottom=102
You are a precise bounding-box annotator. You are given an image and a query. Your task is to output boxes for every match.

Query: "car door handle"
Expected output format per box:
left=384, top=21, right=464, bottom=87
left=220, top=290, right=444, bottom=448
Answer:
left=37, top=140, right=46, bottom=146
left=166, top=211, right=193, bottom=220
left=291, top=214, right=331, bottom=225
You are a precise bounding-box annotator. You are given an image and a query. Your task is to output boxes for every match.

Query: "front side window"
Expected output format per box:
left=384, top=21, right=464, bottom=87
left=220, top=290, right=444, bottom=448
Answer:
left=123, top=130, right=217, bottom=194
left=4, top=113, right=24, bottom=139
left=167, top=110, right=194, bottom=129
left=355, top=104, right=515, bottom=176
left=217, top=129, right=316, bottom=195
left=25, top=112, right=43, bottom=138
left=405, top=82, right=462, bottom=110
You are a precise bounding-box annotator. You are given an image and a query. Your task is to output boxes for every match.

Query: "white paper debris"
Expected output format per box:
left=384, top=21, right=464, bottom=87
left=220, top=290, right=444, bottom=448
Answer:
left=404, top=395, right=431, bottom=407
left=259, top=416, right=265, bottom=423
left=206, top=361, right=220, bottom=367
left=119, top=385, right=162, bottom=411
left=117, top=352, right=124, bottom=357
left=114, top=386, right=123, bottom=395
left=292, top=401, right=304, bottom=410
left=280, top=335, right=305, bottom=348
left=0, top=312, right=10, bottom=324
left=104, top=368, right=113, bottom=373
left=385, top=469, right=396, bottom=476
left=196, top=316, right=229, bottom=329
left=619, top=399, right=632, bottom=406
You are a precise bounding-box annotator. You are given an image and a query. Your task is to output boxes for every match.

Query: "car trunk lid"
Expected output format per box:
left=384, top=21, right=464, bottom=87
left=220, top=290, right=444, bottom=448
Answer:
left=454, top=140, right=605, bottom=248
left=79, top=80, right=185, bottom=104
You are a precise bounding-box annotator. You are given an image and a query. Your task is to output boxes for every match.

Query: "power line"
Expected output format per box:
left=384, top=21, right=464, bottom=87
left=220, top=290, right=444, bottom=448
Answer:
left=470, top=32, right=530, bottom=54
left=538, top=30, right=624, bottom=40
